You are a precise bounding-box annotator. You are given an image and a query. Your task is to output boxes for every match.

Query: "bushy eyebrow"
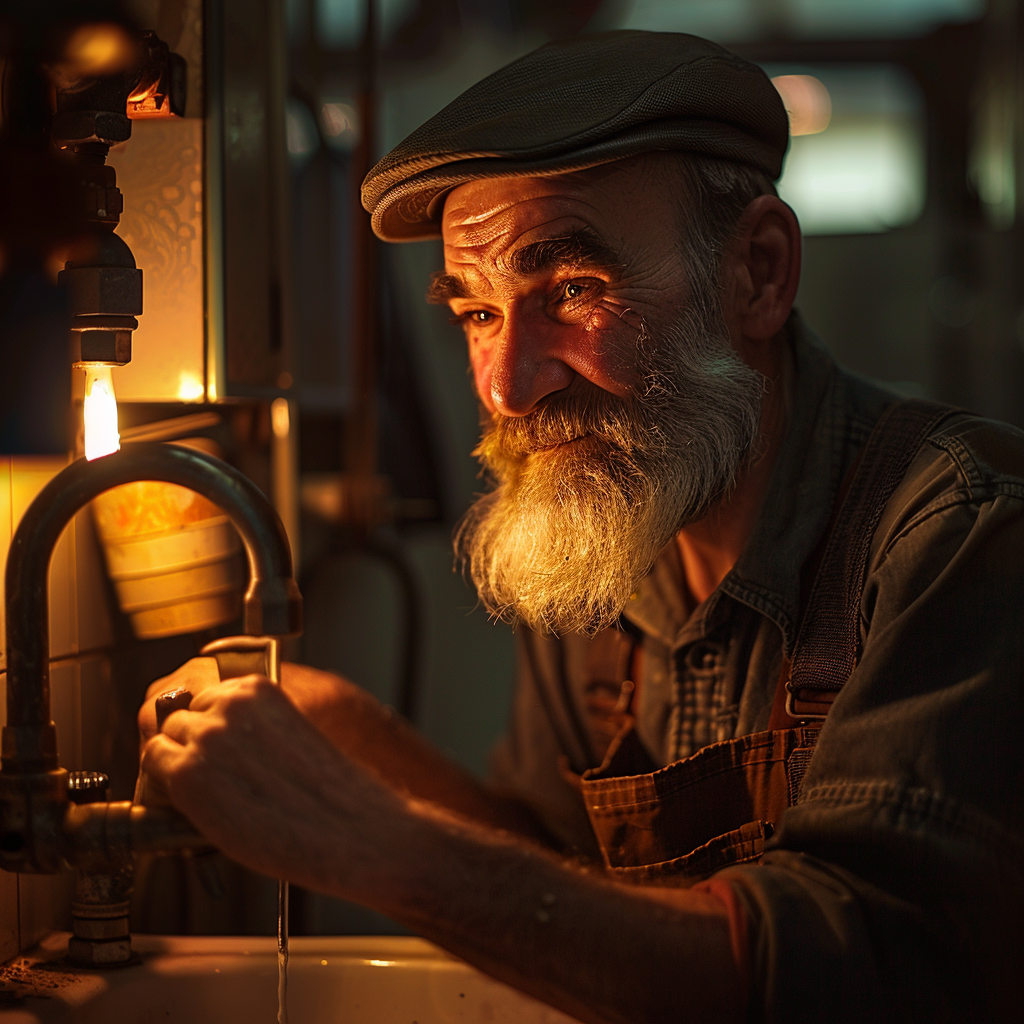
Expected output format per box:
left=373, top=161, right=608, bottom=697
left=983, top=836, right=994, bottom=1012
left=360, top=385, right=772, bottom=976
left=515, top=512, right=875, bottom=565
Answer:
left=509, top=230, right=625, bottom=278
left=426, top=272, right=470, bottom=304
left=426, top=229, right=624, bottom=305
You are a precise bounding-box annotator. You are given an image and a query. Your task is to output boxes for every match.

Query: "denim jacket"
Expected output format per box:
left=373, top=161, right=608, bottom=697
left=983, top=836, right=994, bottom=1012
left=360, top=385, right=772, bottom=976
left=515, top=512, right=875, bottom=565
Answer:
left=490, top=316, right=1024, bottom=1022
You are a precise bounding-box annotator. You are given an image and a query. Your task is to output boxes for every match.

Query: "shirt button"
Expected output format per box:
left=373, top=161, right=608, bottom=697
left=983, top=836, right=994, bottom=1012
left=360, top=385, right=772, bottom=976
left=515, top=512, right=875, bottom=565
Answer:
left=687, top=642, right=720, bottom=670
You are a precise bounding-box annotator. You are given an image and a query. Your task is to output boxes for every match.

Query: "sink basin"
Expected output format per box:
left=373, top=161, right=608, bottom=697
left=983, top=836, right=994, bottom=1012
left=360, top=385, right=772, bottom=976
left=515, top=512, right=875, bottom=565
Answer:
left=0, top=934, right=583, bottom=1023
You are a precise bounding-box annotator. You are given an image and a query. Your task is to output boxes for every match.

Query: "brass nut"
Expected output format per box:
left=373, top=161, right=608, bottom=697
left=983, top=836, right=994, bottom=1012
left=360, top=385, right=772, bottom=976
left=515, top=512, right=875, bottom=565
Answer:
left=72, top=916, right=130, bottom=940
left=71, top=900, right=131, bottom=919
left=71, top=328, right=133, bottom=365
left=60, top=266, right=143, bottom=316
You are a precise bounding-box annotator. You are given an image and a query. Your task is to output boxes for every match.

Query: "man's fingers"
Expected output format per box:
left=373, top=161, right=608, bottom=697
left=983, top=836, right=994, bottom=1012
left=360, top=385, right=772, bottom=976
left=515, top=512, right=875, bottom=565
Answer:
left=185, top=675, right=258, bottom=711
left=156, top=679, right=289, bottom=750
left=139, top=657, right=224, bottom=745
left=143, top=657, right=220, bottom=703
left=140, top=732, right=192, bottom=780
left=155, top=708, right=199, bottom=745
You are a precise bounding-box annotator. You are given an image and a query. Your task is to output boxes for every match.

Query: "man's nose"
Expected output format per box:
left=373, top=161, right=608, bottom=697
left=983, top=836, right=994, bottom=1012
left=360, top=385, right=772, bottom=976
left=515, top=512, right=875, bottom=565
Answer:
left=481, top=307, right=575, bottom=417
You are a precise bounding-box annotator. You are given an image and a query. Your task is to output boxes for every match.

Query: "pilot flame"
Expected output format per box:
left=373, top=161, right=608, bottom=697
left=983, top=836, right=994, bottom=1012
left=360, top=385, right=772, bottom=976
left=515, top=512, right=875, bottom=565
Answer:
left=83, top=365, right=121, bottom=461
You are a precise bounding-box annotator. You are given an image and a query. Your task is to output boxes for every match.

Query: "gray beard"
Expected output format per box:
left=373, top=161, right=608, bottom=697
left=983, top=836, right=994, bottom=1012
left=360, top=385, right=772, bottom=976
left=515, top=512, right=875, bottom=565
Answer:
left=454, top=295, right=765, bottom=636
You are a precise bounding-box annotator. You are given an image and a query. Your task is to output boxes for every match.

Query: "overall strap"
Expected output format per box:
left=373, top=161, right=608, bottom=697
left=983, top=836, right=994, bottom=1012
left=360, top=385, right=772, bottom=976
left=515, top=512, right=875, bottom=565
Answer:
left=787, top=399, right=959, bottom=718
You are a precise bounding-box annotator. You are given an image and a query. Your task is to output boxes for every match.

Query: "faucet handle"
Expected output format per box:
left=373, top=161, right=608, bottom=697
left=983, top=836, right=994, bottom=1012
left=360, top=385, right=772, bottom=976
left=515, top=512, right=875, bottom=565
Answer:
left=200, top=636, right=281, bottom=684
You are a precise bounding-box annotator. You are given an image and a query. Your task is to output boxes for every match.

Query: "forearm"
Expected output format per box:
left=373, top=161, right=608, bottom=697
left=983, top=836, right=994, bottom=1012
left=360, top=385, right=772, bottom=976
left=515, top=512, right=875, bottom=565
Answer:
left=330, top=796, right=744, bottom=1024
left=144, top=678, right=743, bottom=1024
left=283, top=662, right=552, bottom=842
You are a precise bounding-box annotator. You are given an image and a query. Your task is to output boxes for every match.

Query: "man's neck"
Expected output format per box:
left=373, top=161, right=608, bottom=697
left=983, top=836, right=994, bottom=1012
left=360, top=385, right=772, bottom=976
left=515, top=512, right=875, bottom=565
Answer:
left=675, top=337, right=794, bottom=607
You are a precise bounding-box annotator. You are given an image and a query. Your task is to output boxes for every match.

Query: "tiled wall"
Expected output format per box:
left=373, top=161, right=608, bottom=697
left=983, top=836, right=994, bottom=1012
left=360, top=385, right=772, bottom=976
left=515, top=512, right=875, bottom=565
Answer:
left=0, top=456, right=115, bottom=962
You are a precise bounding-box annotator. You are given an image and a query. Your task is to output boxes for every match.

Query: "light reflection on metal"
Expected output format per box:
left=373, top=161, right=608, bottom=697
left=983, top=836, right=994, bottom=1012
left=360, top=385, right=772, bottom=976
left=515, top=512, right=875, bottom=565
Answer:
left=271, top=397, right=290, bottom=439
left=83, top=365, right=121, bottom=461
left=772, top=75, right=832, bottom=136
left=177, top=370, right=206, bottom=402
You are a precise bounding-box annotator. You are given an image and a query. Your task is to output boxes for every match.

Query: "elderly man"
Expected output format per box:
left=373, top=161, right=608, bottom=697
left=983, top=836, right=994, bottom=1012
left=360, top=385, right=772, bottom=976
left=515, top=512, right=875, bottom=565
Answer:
left=142, top=32, right=1022, bottom=1023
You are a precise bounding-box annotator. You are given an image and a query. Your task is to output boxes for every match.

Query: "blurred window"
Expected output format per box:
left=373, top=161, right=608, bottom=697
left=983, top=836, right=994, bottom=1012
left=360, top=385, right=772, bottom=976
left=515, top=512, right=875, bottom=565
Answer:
left=788, top=0, right=982, bottom=36
left=315, top=0, right=418, bottom=48
left=619, top=0, right=981, bottom=38
left=620, top=0, right=762, bottom=41
left=768, top=64, right=926, bottom=235
left=286, top=98, right=321, bottom=168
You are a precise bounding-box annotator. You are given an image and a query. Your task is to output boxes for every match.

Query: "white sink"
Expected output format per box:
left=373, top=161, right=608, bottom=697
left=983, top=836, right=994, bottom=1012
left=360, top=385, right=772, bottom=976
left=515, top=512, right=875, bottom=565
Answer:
left=0, top=934, right=582, bottom=1024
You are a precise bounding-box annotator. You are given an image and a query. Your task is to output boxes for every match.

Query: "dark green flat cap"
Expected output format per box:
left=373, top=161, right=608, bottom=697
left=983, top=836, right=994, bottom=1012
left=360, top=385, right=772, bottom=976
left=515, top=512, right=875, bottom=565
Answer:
left=363, top=30, right=789, bottom=242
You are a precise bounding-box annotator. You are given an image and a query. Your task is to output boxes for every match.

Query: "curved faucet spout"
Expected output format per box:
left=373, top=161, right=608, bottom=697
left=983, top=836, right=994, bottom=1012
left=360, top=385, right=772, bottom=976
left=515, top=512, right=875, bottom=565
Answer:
left=3, top=442, right=302, bottom=773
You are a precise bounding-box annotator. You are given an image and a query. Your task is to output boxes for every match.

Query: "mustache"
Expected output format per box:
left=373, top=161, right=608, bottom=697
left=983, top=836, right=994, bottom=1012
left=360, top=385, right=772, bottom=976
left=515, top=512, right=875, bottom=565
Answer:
left=475, top=384, right=645, bottom=463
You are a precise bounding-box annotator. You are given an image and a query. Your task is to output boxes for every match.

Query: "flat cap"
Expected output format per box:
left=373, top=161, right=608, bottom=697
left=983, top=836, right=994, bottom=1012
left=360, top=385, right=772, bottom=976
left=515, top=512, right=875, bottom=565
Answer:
left=363, top=30, right=789, bottom=242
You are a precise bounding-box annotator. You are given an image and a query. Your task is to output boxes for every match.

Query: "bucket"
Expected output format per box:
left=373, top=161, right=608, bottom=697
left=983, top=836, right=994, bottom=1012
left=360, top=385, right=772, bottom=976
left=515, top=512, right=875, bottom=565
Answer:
left=91, top=438, right=244, bottom=639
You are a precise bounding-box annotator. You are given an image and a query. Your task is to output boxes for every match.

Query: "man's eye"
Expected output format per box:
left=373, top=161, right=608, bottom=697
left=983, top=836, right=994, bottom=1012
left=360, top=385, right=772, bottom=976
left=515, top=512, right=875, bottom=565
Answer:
left=451, top=309, right=496, bottom=326
left=562, top=281, right=586, bottom=300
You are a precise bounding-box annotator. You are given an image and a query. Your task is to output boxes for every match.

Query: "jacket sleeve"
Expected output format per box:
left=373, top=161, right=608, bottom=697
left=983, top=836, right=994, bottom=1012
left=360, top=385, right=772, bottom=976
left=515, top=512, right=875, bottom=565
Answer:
left=721, top=427, right=1024, bottom=1023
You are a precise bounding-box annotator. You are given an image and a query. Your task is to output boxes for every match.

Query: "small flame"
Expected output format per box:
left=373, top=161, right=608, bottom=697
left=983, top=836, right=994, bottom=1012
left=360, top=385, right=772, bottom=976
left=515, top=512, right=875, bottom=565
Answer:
left=83, top=365, right=120, bottom=461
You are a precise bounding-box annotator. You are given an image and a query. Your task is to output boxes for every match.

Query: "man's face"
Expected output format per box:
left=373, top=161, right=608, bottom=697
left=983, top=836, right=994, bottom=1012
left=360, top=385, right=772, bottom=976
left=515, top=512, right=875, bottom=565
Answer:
left=436, top=161, right=691, bottom=416
left=436, top=159, right=765, bottom=635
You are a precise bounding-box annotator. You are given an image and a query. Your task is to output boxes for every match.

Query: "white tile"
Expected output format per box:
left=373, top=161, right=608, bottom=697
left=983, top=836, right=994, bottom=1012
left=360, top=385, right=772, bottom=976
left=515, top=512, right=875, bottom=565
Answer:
left=18, top=872, right=73, bottom=950
left=75, top=514, right=114, bottom=654
left=79, top=657, right=116, bottom=781
left=50, top=662, right=80, bottom=772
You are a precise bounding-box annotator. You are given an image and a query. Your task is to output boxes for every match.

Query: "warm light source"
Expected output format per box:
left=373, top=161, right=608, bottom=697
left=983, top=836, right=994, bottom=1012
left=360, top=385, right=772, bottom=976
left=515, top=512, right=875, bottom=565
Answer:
left=770, top=64, right=925, bottom=235
left=83, top=365, right=120, bottom=461
left=60, top=22, right=136, bottom=79
left=271, top=397, right=290, bottom=439
left=177, top=371, right=205, bottom=402
left=772, top=75, right=832, bottom=136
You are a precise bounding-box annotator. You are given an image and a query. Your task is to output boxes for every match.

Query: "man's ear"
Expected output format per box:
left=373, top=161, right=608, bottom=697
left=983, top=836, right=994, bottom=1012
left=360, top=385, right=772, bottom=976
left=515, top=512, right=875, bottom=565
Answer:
left=722, top=194, right=801, bottom=343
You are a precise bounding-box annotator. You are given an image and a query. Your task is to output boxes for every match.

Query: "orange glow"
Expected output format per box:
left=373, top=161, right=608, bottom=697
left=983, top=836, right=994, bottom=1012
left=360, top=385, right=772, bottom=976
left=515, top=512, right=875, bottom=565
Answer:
left=62, top=23, right=135, bottom=78
left=772, top=75, right=832, bottom=136
left=177, top=371, right=206, bottom=402
left=83, top=365, right=120, bottom=461
left=271, top=397, right=290, bottom=439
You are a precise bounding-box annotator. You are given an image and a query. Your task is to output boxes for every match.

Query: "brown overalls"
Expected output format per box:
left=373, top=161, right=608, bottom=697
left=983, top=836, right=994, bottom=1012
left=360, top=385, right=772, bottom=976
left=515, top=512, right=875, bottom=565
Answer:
left=577, top=401, right=955, bottom=885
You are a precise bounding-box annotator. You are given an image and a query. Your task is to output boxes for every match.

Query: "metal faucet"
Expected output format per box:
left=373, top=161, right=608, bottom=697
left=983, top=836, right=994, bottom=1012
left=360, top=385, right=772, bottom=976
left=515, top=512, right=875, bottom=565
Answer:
left=0, top=441, right=302, bottom=963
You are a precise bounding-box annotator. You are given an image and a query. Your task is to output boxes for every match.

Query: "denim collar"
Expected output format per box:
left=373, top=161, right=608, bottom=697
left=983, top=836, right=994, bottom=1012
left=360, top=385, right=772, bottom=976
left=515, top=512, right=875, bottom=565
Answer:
left=624, top=315, right=874, bottom=653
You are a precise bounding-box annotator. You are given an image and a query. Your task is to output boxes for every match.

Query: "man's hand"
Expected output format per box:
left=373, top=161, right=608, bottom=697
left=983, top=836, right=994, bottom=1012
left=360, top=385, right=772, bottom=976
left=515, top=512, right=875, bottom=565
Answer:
left=140, top=675, right=411, bottom=891
left=139, top=659, right=369, bottom=750
left=140, top=658, right=547, bottom=840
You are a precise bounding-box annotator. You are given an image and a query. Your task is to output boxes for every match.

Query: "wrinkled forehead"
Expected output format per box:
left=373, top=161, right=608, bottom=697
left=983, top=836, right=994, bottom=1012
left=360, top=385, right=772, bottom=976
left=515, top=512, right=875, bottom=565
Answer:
left=440, top=159, right=679, bottom=271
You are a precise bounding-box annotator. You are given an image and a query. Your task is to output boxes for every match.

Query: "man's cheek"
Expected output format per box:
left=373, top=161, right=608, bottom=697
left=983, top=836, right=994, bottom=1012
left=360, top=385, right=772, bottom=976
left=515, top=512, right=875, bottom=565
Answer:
left=575, top=310, right=643, bottom=395
left=595, top=297, right=644, bottom=334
